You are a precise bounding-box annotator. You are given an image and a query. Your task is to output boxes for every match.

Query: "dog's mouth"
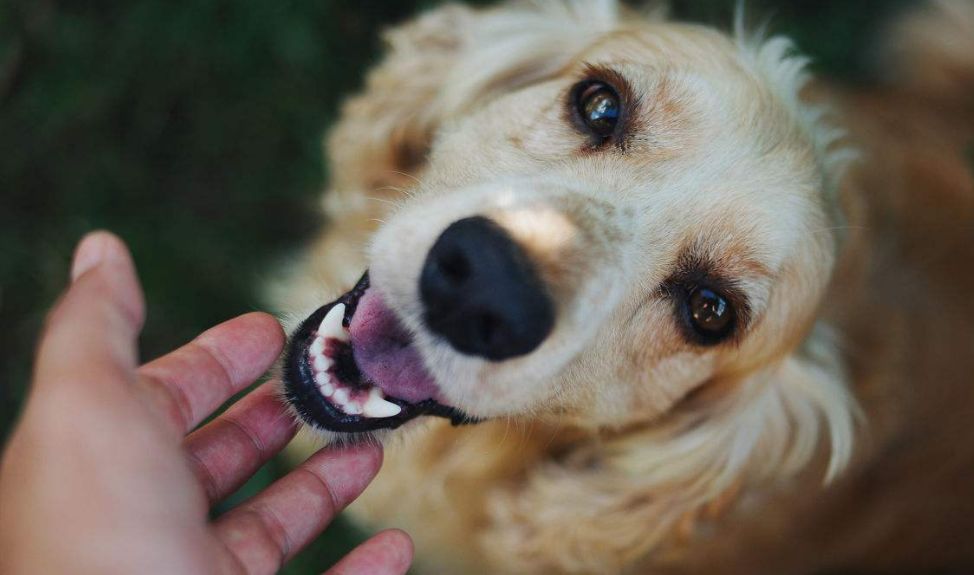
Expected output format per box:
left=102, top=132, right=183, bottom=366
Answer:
left=282, top=273, right=474, bottom=433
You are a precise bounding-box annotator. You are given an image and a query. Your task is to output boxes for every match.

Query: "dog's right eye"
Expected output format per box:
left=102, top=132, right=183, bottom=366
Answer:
left=572, top=81, right=621, bottom=142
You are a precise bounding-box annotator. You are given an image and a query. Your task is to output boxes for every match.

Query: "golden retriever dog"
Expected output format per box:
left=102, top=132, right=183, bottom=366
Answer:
left=270, top=1, right=974, bottom=572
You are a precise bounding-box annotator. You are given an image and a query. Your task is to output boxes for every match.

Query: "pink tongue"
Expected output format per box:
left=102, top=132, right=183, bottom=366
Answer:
left=348, top=288, right=442, bottom=404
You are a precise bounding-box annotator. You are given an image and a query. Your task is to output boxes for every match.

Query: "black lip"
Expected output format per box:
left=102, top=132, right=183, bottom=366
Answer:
left=282, top=272, right=476, bottom=434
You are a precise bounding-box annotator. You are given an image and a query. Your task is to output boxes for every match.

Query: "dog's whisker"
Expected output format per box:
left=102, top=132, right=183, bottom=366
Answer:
left=809, top=224, right=870, bottom=235
left=389, top=170, right=425, bottom=187
left=541, top=426, right=562, bottom=452
left=365, top=195, right=404, bottom=209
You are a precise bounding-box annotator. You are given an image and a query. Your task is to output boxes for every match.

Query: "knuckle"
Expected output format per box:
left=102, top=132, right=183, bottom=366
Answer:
left=221, top=510, right=287, bottom=575
left=294, top=466, right=339, bottom=519
left=138, top=373, right=193, bottom=433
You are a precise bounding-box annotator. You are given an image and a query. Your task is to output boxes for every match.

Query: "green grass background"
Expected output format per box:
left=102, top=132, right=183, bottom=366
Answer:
left=0, top=1, right=915, bottom=572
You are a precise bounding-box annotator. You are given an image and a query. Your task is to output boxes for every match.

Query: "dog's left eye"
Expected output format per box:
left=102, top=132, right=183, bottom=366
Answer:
left=686, top=287, right=735, bottom=343
left=574, top=81, right=620, bottom=139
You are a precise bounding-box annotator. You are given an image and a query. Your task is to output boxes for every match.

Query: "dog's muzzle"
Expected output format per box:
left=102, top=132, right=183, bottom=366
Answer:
left=282, top=216, right=557, bottom=435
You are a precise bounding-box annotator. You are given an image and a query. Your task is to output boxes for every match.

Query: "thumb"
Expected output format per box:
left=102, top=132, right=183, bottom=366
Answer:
left=34, top=231, right=146, bottom=389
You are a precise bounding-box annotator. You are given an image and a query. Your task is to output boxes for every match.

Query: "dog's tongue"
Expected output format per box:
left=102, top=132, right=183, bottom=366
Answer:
left=348, top=288, right=442, bottom=404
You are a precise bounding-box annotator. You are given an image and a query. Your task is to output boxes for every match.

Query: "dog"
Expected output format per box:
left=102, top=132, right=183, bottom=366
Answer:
left=270, top=1, right=974, bottom=572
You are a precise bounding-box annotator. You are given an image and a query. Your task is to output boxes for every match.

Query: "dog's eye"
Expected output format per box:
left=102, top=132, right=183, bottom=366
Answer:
left=686, top=287, right=735, bottom=343
left=575, top=82, right=620, bottom=139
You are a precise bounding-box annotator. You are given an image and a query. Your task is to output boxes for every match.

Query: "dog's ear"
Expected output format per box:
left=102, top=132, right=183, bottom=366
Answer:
left=483, top=325, right=860, bottom=572
left=608, top=325, right=858, bottom=485
left=325, top=1, right=621, bottom=201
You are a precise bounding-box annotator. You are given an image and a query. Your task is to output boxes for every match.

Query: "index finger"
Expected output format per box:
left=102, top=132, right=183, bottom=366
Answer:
left=137, top=312, right=285, bottom=436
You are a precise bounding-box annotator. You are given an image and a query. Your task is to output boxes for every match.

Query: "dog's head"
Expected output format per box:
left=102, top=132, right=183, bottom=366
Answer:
left=282, top=1, right=856, bottom=475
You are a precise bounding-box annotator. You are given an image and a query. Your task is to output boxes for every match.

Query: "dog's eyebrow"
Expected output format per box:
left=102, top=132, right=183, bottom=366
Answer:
left=579, top=64, right=637, bottom=108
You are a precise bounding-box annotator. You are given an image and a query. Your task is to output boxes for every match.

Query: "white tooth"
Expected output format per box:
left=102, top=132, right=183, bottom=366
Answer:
left=317, top=304, right=348, bottom=342
left=362, top=388, right=402, bottom=418
left=313, top=354, right=332, bottom=373
left=315, top=374, right=335, bottom=396
left=333, top=388, right=349, bottom=405
left=344, top=402, right=363, bottom=416
left=309, top=336, right=325, bottom=357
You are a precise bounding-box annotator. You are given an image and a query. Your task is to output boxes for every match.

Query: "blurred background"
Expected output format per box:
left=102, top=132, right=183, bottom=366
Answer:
left=0, top=0, right=916, bottom=572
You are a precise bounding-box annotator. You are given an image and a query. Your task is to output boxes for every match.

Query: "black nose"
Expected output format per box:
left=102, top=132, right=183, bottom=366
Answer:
left=420, top=216, right=555, bottom=361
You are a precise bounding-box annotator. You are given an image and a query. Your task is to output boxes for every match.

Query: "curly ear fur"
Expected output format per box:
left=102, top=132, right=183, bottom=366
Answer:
left=325, top=4, right=475, bottom=200
left=879, top=0, right=974, bottom=125
left=480, top=324, right=859, bottom=573
left=324, top=1, right=623, bottom=216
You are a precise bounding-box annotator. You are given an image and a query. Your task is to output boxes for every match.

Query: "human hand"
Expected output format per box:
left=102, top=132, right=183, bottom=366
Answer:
left=0, top=232, right=412, bottom=575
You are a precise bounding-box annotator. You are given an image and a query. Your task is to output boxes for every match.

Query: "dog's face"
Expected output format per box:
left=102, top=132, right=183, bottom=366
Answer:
left=283, top=16, right=842, bottom=437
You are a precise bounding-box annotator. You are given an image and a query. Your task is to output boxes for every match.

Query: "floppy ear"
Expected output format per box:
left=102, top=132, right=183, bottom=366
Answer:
left=482, top=324, right=860, bottom=572
left=325, top=1, right=621, bottom=203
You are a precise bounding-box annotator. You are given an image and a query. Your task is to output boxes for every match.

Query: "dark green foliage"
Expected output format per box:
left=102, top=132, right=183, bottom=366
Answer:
left=0, top=1, right=913, bottom=572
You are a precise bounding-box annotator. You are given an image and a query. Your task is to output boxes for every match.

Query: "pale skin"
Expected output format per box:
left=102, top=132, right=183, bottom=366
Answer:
left=0, top=231, right=413, bottom=575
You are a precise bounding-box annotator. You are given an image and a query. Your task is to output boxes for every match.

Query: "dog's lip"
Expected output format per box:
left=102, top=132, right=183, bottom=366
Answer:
left=282, top=272, right=475, bottom=433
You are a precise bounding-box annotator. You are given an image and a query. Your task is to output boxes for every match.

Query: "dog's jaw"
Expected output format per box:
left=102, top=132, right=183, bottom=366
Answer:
left=282, top=272, right=475, bottom=436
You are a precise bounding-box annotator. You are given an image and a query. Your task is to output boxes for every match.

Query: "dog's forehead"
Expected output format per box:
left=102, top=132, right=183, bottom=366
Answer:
left=426, top=22, right=831, bottom=283
left=571, top=26, right=819, bottom=156
left=572, top=25, right=756, bottom=98
left=556, top=29, right=829, bottom=262
left=578, top=22, right=741, bottom=64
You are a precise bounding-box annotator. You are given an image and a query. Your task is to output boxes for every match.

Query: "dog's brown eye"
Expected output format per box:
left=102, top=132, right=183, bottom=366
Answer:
left=687, top=287, right=734, bottom=343
left=576, top=82, right=620, bottom=138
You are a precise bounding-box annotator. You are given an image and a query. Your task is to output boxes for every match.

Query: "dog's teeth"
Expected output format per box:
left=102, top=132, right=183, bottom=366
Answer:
left=333, top=388, right=349, bottom=405
left=313, top=354, right=332, bottom=373
left=362, top=388, right=401, bottom=418
left=318, top=303, right=348, bottom=342
left=344, top=402, right=363, bottom=416
left=314, top=373, right=335, bottom=396
left=309, top=336, right=325, bottom=357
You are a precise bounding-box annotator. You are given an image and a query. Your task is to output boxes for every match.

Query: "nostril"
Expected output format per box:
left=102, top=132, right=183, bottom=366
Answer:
left=475, top=311, right=500, bottom=350
left=436, top=248, right=471, bottom=284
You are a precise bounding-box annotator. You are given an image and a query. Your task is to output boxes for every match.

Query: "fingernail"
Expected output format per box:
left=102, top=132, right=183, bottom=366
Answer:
left=70, top=231, right=115, bottom=281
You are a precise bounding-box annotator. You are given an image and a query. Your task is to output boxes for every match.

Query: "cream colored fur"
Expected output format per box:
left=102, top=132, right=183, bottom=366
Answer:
left=272, top=1, right=974, bottom=573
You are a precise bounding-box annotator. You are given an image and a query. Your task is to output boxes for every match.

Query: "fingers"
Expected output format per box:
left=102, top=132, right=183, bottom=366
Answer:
left=34, top=232, right=145, bottom=391
left=183, top=383, right=298, bottom=504
left=323, top=529, right=413, bottom=575
left=214, top=443, right=382, bottom=575
left=138, top=312, right=285, bottom=435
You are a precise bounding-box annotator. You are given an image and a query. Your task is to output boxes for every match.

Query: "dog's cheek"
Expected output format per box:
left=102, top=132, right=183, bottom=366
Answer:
left=557, top=302, right=715, bottom=427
